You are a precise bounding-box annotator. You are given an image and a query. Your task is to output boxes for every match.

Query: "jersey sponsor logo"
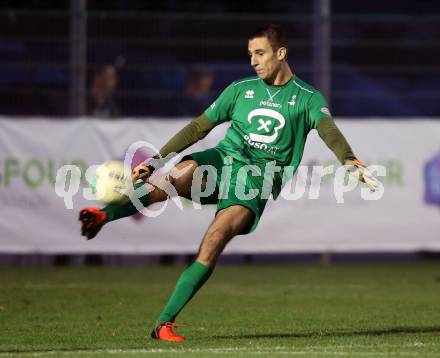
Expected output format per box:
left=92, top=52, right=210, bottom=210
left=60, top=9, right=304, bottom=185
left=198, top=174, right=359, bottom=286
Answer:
left=257, top=118, right=272, bottom=133
left=243, top=134, right=279, bottom=154
left=288, top=95, right=296, bottom=106
left=259, top=100, right=282, bottom=109
left=244, top=89, right=254, bottom=99
left=247, top=108, right=286, bottom=144
left=210, top=102, right=216, bottom=109
left=321, top=107, right=331, bottom=116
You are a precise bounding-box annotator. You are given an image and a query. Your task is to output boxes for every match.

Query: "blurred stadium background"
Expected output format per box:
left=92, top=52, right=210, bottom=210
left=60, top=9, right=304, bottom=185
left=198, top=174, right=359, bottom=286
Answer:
left=1, top=1, right=440, bottom=356
left=2, top=0, right=440, bottom=117
left=0, top=0, right=439, bottom=265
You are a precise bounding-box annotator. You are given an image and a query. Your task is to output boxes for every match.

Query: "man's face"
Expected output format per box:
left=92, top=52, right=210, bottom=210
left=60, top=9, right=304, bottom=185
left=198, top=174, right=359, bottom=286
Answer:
left=248, top=36, right=283, bottom=81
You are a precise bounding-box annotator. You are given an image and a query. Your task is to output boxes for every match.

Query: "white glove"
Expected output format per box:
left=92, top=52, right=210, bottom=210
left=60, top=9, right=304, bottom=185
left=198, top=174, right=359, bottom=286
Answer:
left=344, top=159, right=379, bottom=192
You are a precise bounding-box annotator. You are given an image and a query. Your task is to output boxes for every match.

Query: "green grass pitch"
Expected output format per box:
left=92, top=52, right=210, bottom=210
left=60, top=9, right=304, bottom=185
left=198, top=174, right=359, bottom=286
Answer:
left=1, top=263, right=440, bottom=357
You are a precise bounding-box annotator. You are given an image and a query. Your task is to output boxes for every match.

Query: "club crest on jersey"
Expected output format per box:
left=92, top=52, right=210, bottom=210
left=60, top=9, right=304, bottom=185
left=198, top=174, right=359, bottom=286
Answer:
left=288, top=95, right=296, bottom=106
left=244, top=90, right=254, bottom=99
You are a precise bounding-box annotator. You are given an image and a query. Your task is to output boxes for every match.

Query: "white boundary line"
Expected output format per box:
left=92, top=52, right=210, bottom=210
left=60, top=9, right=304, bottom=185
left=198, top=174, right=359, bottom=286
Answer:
left=0, top=346, right=427, bottom=357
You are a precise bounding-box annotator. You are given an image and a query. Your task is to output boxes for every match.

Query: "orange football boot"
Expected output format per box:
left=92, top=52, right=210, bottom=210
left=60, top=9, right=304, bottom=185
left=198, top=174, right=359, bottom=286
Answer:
left=150, top=322, right=186, bottom=342
left=79, top=208, right=107, bottom=240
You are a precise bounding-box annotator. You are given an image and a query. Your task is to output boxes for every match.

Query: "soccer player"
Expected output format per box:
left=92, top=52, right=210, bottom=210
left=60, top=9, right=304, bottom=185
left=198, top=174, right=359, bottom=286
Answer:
left=79, top=25, right=377, bottom=342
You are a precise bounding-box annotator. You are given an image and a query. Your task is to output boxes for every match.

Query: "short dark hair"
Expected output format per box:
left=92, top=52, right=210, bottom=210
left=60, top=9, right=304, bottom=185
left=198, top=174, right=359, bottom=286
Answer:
left=249, top=24, right=288, bottom=51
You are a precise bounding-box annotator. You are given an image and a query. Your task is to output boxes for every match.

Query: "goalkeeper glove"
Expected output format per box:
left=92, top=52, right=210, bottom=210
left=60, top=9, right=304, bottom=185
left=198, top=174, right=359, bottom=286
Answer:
left=345, top=159, right=379, bottom=192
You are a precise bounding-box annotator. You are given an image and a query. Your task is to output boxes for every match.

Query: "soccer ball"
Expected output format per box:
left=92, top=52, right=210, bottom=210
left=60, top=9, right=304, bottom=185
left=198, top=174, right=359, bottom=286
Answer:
left=91, top=160, right=130, bottom=205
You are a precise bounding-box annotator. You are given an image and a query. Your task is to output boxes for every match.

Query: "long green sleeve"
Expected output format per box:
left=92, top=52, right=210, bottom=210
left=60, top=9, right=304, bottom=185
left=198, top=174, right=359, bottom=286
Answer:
left=159, top=114, right=215, bottom=158
left=317, top=118, right=356, bottom=164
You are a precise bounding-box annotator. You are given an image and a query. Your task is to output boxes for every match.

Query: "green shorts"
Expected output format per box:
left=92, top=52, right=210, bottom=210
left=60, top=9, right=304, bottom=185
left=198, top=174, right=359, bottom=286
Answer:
left=182, top=147, right=269, bottom=234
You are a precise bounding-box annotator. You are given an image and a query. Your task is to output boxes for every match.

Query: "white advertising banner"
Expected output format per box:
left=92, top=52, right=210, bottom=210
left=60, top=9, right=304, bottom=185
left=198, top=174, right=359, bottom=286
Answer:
left=0, top=117, right=439, bottom=254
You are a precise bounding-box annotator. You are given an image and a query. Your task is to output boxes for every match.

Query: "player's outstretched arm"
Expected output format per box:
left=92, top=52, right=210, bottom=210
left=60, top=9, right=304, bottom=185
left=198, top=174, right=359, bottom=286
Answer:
left=158, top=114, right=215, bottom=158
left=132, top=114, right=215, bottom=182
left=317, top=118, right=378, bottom=192
left=316, top=118, right=356, bottom=164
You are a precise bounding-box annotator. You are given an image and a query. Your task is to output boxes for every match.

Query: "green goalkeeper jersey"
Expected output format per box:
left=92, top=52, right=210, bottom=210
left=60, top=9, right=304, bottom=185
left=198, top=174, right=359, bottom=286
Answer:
left=204, top=75, right=332, bottom=183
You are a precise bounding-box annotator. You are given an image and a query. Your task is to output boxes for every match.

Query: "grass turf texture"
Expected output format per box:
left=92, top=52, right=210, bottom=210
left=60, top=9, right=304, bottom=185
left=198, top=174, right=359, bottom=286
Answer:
left=0, top=263, right=439, bottom=357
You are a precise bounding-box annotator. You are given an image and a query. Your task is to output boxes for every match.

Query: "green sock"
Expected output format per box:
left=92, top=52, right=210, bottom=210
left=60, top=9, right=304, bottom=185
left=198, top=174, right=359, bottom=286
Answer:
left=103, top=182, right=150, bottom=222
left=157, top=261, right=213, bottom=325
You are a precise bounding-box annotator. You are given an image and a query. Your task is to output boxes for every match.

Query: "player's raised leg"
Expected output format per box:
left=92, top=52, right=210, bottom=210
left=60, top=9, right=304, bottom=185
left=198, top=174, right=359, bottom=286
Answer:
left=79, top=160, right=198, bottom=240
left=151, top=205, right=254, bottom=342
